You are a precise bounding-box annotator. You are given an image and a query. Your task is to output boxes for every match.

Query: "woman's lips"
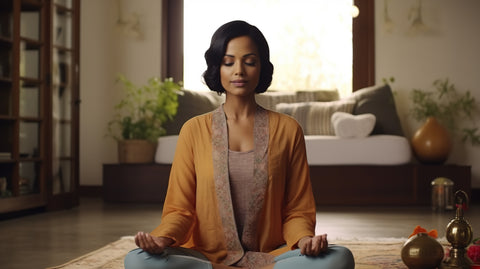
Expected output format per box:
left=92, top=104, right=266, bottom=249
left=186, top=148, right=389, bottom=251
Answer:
left=231, top=80, right=247, bottom=87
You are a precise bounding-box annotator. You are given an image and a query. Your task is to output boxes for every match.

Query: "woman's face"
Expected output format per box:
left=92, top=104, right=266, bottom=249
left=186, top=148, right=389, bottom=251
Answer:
left=220, top=36, right=261, bottom=97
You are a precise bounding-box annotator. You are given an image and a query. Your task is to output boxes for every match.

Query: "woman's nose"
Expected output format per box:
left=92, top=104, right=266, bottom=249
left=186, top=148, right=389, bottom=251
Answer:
left=234, top=62, right=244, bottom=76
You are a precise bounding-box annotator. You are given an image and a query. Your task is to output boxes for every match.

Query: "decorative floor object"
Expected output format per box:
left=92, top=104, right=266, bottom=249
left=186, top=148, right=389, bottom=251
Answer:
left=47, top=237, right=447, bottom=269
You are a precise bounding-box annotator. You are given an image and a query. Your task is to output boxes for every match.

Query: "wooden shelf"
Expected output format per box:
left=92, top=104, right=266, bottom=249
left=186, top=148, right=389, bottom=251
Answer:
left=0, top=37, right=13, bottom=45
left=0, top=115, right=15, bottom=121
left=0, top=77, right=13, bottom=84
left=0, top=194, right=46, bottom=213
left=54, top=3, right=73, bottom=13
left=21, top=0, right=43, bottom=11
left=0, top=0, right=79, bottom=215
left=20, top=37, right=43, bottom=48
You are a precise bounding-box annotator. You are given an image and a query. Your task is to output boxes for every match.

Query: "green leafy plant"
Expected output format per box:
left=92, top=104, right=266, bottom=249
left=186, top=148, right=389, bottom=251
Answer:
left=107, top=74, right=183, bottom=142
left=410, top=78, right=480, bottom=145
left=382, top=76, right=395, bottom=86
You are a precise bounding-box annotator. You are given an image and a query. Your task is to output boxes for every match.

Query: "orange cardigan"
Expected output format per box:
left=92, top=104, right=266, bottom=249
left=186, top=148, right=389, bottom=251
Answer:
left=151, top=109, right=316, bottom=264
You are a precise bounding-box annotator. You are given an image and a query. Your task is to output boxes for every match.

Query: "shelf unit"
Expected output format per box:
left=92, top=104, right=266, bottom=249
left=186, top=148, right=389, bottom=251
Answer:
left=0, top=0, right=79, bottom=214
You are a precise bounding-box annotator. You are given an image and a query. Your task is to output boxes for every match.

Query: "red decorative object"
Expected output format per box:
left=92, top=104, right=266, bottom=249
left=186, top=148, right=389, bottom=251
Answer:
left=468, top=238, right=480, bottom=264
left=409, top=225, right=438, bottom=239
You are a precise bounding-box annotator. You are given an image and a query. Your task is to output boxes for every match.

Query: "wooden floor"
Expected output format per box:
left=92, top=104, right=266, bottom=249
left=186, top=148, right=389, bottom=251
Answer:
left=1, top=197, right=479, bottom=269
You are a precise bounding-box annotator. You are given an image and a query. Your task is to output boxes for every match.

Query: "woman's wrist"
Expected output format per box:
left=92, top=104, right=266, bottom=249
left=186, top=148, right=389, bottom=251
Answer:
left=298, top=236, right=312, bottom=248
left=158, top=236, right=175, bottom=248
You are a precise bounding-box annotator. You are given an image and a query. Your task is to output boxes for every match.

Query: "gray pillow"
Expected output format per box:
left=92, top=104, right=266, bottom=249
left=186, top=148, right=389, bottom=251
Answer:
left=164, top=90, right=223, bottom=135
left=295, top=89, right=340, bottom=102
left=351, top=84, right=404, bottom=136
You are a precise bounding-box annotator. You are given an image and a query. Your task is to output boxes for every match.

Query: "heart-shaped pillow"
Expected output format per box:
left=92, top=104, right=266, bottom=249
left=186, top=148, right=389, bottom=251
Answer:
left=331, top=112, right=376, bottom=138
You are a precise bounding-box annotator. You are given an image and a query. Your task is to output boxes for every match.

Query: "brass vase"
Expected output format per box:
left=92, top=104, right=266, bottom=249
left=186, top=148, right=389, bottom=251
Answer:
left=411, top=117, right=452, bottom=164
left=401, top=233, right=445, bottom=269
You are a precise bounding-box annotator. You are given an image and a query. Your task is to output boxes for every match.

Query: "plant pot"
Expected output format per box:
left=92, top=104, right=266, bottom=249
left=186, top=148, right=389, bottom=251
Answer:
left=401, top=233, right=444, bottom=269
left=411, top=117, right=452, bottom=164
left=118, top=140, right=157, bottom=163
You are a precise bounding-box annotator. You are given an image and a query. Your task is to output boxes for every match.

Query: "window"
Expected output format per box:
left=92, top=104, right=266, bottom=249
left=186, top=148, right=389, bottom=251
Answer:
left=183, top=0, right=354, bottom=97
left=162, top=0, right=374, bottom=95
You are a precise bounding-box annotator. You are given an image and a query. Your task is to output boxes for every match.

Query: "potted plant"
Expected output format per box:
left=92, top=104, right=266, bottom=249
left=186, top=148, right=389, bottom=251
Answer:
left=409, top=78, right=480, bottom=163
left=107, top=74, right=183, bottom=163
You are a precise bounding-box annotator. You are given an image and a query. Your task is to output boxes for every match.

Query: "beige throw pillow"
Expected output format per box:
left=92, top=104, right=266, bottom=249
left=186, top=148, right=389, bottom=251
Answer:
left=276, top=100, right=356, bottom=135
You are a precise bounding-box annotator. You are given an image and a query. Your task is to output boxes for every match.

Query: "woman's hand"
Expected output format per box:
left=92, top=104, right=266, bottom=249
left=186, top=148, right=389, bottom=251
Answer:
left=134, top=231, right=174, bottom=254
left=298, top=234, right=328, bottom=256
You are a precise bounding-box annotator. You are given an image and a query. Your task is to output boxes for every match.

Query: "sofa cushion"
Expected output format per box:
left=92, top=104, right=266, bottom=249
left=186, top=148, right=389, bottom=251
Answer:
left=256, top=89, right=339, bottom=111
left=331, top=112, right=376, bottom=138
left=295, top=89, right=340, bottom=103
left=351, top=84, right=404, bottom=136
left=276, top=100, right=355, bottom=135
left=164, top=90, right=224, bottom=135
left=255, top=92, right=297, bottom=111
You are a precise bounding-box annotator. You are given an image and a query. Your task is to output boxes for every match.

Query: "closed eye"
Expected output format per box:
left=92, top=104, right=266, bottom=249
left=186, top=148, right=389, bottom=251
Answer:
left=223, top=53, right=258, bottom=67
left=222, top=60, right=256, bottom=67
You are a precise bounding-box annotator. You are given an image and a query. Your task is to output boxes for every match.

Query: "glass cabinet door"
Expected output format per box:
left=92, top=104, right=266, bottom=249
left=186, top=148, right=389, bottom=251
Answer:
left=0, top=0, right=78, bottom=213
left=17, top=0, right=44, bottom=197
left=0, top=1, right=14, bottom=199
left=51, top=0, right=74, bottom=195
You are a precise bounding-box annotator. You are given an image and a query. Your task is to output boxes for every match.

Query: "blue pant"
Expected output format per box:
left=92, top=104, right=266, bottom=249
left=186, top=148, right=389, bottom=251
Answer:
left=124, top=245, right=354, bottom=269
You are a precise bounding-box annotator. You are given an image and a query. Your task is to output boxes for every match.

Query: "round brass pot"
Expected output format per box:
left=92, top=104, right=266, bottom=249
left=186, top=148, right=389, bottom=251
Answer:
left=401, top=233, right=444, bottom=269
left=411, top=117, right=452, bottom=164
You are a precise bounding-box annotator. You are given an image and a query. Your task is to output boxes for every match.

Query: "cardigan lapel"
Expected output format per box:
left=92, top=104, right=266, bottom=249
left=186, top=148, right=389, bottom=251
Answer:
left=241, top=106, right=269, bottom=251
left=212, top=106, right=244, bottom=265
left=211, top=105, right=269, bottom=264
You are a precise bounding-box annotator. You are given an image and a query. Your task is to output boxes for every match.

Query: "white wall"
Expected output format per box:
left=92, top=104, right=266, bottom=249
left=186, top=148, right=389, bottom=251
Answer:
left=80, top=0, right=480, bottom=188
left=79, top=0, right=162, bottom=186
left=375, top=0, right=480, bottom=188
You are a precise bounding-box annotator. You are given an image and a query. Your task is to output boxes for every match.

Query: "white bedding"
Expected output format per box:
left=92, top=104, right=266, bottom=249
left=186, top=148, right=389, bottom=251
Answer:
left=155, top=134, right=411, bottom=165
left=304, top=135, right=411, bottom=165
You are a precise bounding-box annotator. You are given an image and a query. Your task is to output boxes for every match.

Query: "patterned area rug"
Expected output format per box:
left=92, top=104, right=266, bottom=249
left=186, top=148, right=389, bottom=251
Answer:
left=46, top=237, right=427, bottom=269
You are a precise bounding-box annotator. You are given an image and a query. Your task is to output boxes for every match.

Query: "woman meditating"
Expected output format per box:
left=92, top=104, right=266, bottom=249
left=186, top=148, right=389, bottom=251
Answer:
left=124, top=20, right=355, bottom=269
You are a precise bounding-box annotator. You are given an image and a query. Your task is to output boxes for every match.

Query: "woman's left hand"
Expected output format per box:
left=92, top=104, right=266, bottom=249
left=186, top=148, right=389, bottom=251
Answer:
left=298, top=234, right=328, bottom=256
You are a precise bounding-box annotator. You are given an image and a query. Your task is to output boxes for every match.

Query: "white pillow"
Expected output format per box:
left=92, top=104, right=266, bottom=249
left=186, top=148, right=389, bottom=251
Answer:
left=331, top=112, right=376, bottom=138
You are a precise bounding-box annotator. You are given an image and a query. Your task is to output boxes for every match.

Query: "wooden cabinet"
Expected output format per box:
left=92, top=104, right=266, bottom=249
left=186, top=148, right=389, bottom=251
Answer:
left=102, top=163, right=471, bottom=206
left=0, top=0, right=79, bottom=214
left=310, top=164, right=471, bottom=206
left=103, top=164, right=171, bottom=203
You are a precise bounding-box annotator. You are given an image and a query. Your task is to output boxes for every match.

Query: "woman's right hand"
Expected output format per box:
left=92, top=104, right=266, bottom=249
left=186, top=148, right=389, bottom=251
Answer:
left=134, top=231, right=174, bottom=254
left=298, top=234, right=328, bottom=256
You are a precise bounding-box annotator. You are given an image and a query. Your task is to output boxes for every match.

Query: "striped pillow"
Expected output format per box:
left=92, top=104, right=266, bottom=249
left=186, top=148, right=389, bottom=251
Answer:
left=276, top=102, right=311, bottom=132
left=276, top=100, right=356, bottom=135
left=255, top=92, right=297, bottom=111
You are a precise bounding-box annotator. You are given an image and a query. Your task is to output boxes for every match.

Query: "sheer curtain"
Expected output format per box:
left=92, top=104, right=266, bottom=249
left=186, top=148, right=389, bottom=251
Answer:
left=184, top=0, right=355, bottom=97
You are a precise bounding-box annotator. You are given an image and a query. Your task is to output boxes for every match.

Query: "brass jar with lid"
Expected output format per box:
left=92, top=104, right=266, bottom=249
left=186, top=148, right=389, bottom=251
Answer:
left=441, top=190, right=473, bottom=269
